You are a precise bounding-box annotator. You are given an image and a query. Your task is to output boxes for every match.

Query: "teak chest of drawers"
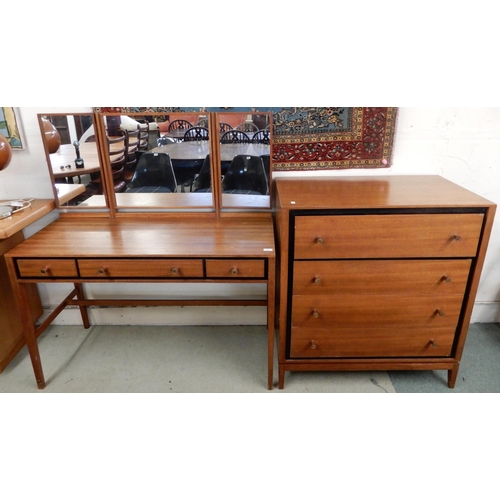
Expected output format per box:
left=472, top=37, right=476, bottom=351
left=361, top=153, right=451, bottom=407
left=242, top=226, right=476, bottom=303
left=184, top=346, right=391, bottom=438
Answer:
left=274, top=176, right=496, bottom=389
left=5, top=216, right=276, bottom=389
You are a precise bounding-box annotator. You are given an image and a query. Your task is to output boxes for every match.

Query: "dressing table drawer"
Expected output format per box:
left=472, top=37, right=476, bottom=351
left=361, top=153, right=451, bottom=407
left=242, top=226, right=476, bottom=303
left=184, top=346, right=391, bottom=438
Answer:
left=206, top=259, right=265, bottom=278
left=77, top=259, right=204, bottom=278
left=16, top=259, right=79, bottom=278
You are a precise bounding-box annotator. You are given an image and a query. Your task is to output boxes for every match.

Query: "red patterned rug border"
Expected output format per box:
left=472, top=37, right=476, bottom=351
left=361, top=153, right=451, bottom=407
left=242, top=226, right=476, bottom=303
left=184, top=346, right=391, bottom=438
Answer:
left=272, top=107, right=398, bottom=171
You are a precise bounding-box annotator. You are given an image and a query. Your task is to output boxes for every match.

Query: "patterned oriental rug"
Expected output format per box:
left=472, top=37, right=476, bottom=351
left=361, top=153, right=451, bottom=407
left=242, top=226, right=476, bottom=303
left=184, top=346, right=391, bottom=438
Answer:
left=95, top=107, right=397, bottom=171
left=271, top=107, right=397, bottom=171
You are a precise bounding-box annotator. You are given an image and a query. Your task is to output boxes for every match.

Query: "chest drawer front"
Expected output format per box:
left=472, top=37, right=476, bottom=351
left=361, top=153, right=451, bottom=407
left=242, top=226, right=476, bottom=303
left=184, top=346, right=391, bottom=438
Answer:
left=291, top=294, right=464, bottom=329
left=290, top=326, right=455, bottom=358
left=294, top=213, right=484, bottom=259
left=206, top=259, right=265, bottom=278
left=16, top=259, right=79, bottom=278
left=293, top=259, right=472, bottom=296
left=78, top=259, right=204, bottom=278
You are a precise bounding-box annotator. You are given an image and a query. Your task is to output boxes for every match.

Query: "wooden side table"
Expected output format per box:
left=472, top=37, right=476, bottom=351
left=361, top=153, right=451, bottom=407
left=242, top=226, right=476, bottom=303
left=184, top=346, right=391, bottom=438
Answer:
left=0, top=199, right=55, bottom=372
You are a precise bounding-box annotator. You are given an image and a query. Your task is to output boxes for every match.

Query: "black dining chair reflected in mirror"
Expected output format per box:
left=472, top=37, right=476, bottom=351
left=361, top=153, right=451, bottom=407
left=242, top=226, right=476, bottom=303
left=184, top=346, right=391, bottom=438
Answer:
left=126, top=152, right=177, bottom=193
left=192, top=155, right=212, bottom=193
left=222, top=155, right=267, bottom=195
left=260, top=154, right=270, bottom=189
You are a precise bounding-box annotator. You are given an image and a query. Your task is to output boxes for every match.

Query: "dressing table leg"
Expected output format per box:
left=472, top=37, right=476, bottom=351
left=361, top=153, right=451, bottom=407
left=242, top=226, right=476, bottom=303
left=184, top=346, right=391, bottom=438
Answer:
left=27, top=335, right=46, bottom=389
left=74, top=283, right=90, bottom=328
left=6, top=259, right=46, bottom=388
left=19, top=284, right=46, bottom=389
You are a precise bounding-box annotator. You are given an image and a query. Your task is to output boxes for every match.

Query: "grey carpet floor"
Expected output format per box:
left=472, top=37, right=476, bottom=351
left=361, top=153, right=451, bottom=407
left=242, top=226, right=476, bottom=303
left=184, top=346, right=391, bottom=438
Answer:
left=0, top=325, right=395, bottom=393
left=1, top=323, right=498, bottom=393
left=388, top=323, right=500, bottom=392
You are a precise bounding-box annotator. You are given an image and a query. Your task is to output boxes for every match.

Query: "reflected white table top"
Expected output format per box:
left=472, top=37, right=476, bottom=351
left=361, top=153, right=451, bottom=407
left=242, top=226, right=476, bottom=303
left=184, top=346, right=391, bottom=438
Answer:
left=152, top=142, right=270, bottom=162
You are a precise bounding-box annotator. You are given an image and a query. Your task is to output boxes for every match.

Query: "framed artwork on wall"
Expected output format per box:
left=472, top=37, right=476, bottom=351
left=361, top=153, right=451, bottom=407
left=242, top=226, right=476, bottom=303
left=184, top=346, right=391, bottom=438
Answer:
left=0, top=107, right=25, bottom=149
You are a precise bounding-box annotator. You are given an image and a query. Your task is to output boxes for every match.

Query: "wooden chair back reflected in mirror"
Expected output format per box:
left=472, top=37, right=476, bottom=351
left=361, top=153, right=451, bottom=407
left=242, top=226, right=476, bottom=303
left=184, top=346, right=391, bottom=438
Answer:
left=220, top=130, right=251, bottom=144
left=219, top=122, right=233, bottom=134
left=124, top=126, right=141, bottom=182
left=236, top=122, right=259, bottom=133
left=168, top=120, right=193, bottom=133
left=183, top=127, right=209, bottom=142
left=252, top=130, right=270, bottom=144
left=87, top=133, right=127, bottom=195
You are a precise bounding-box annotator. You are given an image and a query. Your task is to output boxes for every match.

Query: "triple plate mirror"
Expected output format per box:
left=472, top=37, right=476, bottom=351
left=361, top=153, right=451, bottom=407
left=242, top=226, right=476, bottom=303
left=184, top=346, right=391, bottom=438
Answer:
left=39, top=111, right=272, bottom=214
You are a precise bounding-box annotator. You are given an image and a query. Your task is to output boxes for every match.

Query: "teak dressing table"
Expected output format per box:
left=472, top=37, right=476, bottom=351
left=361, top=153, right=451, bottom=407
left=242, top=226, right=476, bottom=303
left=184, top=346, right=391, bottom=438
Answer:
left=5, top=216, right=276, bottom=389
left=5, top=110, right=276, bottom=390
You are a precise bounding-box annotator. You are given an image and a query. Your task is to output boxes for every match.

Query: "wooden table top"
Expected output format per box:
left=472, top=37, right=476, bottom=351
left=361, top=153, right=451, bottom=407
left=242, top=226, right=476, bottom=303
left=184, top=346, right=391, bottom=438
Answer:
left=50, top=143, right=102, bottom=179
left=55, top=183, right=86, bottom=205
left=0, top=199, right=55, bottom=240
left=6, top=216, right=276, bottom=259
left=153, top=142, right=270, bottom=161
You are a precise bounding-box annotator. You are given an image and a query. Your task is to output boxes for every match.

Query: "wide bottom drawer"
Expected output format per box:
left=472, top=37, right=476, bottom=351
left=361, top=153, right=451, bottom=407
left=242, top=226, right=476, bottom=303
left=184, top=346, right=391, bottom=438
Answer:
left=290, top=326, right=455, bottom=358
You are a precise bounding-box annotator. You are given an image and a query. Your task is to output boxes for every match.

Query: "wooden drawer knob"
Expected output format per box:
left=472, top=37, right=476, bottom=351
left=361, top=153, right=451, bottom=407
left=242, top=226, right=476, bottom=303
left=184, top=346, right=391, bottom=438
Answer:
left=231, top=268, right=239, bottom=275
left=312, top=309, right=320, bottom=319
left=316, top=237, right=324, bottom=245
left=452, top=234, right=462, bottom=241
left=171, top=267, right=179, bottom=275
left=313, top=276, right=321, bottom=284
left=429, top=339, right=438, bottom=348
left=436, top=308, right=445, bottom=316
left=310, top=340, right=317, bottom=350
left=442, top=275, right=452, bottom=283
left=98, top=267, right=108, bottom=275
left=40, top=266, right=50, bottom=275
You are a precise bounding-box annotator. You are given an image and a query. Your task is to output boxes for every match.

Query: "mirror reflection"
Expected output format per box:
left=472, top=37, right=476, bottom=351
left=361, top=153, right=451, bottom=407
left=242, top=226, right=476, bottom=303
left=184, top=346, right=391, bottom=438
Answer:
left=39, top=113, right=107, bottom=209
left=40, top=111, right=272, bottom=213
left=218, top=112, right=271, bottom=210
left=102, top=113, right=214, bottom=211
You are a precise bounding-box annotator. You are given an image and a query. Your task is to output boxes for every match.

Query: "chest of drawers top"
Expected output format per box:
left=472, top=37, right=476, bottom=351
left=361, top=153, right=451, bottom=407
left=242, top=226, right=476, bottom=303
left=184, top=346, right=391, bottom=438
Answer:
left=274, top=175, right=494, bottom=211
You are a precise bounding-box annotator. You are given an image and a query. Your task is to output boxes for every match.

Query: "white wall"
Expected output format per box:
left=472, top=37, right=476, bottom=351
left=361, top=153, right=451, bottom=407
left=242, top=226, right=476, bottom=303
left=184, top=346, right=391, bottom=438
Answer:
left=2, top=107, right=499, bottom=324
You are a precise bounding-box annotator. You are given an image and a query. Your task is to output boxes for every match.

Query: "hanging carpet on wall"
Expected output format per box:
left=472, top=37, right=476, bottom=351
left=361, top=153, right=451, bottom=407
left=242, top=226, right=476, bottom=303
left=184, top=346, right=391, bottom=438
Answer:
left=271, top=107, right=397, bottom=170
left=94, top=107, right=397, bottom=171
